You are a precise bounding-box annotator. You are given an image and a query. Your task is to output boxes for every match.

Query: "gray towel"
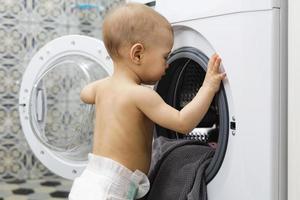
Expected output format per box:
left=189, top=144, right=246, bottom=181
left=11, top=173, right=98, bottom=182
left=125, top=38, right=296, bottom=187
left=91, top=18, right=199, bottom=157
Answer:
left=141, top=137, right=215, bottom=200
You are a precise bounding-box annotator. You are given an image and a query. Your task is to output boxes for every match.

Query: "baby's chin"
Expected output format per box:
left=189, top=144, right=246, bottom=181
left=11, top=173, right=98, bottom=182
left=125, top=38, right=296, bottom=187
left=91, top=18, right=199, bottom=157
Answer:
left=141, top=74, right=166, bottom=85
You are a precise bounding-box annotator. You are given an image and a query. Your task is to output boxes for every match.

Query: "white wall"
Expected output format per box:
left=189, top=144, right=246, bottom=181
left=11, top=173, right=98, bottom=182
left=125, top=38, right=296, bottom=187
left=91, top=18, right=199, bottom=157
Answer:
left=288, top=0, right=300, bottom=200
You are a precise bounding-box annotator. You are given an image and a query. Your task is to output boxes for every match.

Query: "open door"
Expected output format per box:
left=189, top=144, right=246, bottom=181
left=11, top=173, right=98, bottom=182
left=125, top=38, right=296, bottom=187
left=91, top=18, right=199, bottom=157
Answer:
left=19, top=35, right=113, bottom=180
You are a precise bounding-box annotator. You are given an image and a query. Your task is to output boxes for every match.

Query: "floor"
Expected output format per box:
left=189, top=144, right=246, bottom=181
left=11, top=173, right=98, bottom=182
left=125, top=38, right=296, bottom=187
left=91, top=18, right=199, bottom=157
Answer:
left=0, top=177, right=73, bottom=200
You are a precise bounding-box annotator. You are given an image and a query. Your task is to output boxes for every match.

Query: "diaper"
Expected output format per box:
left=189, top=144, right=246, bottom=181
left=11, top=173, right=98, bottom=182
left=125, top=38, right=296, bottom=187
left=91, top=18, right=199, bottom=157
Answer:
left=68, top=153, right=150, bottom=200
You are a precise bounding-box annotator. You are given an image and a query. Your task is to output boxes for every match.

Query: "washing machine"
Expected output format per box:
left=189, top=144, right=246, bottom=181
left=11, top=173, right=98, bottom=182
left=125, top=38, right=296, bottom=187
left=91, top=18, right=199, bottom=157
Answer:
left=19, top=35, right=113, bottom=179
left=18, top=0, right=288, bottom=200
left=153, top=0, right=287, bottom=200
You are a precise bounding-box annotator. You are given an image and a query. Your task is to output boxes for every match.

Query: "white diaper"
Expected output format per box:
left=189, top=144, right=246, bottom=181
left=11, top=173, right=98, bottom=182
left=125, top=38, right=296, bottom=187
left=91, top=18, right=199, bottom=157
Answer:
left=68, top=153, right=150, bottom=200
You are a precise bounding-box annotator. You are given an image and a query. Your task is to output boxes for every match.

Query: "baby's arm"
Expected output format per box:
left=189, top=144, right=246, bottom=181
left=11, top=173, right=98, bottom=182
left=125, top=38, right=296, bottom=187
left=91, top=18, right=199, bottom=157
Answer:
left=135, top=54, right=226, bottom=134
left=80, top=81, right=98, bottom=104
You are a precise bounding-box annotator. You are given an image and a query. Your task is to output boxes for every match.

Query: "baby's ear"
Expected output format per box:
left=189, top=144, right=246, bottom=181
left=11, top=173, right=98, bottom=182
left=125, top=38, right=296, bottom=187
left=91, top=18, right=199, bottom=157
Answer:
left=130, top=43, right=144, bottom=64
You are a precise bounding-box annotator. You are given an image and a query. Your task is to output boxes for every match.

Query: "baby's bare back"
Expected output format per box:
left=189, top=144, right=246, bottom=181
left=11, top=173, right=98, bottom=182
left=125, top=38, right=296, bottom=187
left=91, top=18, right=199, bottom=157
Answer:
left=92, top=78, right=154, bottom=174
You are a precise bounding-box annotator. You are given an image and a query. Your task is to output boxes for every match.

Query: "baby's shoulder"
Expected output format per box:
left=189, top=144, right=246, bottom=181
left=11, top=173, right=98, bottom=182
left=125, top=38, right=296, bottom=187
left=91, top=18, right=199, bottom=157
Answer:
left=93, top=77, right=110, bottom=90
left=96, top=77, right=110, bottom=85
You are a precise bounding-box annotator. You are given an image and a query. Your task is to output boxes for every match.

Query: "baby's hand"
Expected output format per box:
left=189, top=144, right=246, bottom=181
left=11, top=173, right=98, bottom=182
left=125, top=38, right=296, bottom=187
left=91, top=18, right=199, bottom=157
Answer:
left=202, top=53, right=226, bottom=93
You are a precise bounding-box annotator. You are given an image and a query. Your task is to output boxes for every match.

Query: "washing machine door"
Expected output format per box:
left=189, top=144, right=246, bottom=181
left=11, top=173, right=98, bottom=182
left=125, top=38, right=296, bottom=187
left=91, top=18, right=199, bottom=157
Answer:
left=18, top=35, right=113, bottom=180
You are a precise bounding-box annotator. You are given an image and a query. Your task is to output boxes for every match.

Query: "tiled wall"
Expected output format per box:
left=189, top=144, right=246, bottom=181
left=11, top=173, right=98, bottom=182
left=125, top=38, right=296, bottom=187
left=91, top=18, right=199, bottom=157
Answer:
left=0, top=0, right=123, bottom=181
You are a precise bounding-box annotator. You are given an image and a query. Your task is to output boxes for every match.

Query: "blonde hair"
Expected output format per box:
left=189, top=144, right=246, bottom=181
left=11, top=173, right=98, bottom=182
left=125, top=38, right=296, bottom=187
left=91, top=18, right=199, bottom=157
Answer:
left=102, top=3, right=172, bottom=60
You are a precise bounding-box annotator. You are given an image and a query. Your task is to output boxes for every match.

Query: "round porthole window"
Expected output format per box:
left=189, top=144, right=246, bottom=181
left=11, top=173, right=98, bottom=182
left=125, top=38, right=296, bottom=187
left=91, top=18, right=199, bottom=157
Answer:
left=29, top=55, right=108, bottom=161
left=19, top=35, right=113, bottom=179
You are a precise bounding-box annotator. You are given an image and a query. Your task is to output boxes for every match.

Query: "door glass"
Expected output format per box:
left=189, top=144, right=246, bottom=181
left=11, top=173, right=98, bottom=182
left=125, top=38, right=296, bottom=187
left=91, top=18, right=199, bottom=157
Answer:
left=29, top=55, right=108, bottom=161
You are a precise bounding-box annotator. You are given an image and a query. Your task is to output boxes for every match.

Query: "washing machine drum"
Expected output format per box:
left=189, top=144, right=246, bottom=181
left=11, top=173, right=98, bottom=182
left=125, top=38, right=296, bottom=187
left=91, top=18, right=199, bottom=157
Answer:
left=155, top=47, right=229, bottom=182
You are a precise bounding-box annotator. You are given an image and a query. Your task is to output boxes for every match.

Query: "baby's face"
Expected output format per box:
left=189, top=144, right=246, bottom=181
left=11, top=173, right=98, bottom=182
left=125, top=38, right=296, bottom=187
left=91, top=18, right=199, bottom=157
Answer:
left=139, top=29, right=174, bottom=85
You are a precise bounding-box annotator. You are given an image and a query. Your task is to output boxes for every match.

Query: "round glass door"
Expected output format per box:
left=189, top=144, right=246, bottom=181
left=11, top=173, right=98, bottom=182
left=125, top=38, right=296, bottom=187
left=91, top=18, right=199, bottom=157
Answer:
left=29, top=55, right=108, bottom=161
left=19, top=35, right=113, bottom=179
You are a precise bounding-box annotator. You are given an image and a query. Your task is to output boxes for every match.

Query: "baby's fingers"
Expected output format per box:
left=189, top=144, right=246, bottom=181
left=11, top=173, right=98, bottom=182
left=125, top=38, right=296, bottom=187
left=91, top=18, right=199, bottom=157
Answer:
left=207, top=53, right=218, bottom=71
left=213, top=56, right=222, bottom=72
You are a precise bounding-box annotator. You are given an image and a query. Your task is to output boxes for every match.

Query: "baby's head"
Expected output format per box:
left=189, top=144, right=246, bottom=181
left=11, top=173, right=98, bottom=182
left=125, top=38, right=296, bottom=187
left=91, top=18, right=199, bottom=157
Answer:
left=102, top=3, right=174, bottom=84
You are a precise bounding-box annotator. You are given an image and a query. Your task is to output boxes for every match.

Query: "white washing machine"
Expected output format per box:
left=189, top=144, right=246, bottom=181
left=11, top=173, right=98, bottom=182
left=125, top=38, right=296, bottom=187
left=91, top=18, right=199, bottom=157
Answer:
left=19, top=35, right=113, bottom=179
left=18, top=0, right=287, bottom=200
left=153, top=0, right=287, bottom=200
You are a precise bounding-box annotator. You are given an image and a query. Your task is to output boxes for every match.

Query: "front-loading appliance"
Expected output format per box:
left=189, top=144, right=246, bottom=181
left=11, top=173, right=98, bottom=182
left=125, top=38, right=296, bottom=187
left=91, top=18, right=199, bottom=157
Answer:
left=18, top=0, right=287, bottom=200
left=154, top=0, right=287, bottom=200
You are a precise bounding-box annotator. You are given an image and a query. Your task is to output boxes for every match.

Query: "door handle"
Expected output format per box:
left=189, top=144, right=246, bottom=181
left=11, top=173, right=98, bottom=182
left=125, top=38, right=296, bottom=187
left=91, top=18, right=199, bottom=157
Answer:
left=36, top=88, right=45, bottom=123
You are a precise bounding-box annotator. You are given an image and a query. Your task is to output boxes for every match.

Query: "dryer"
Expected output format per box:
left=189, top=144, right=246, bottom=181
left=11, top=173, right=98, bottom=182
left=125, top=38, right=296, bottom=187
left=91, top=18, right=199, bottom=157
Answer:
left=154, top=0, right=287, bottom=200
